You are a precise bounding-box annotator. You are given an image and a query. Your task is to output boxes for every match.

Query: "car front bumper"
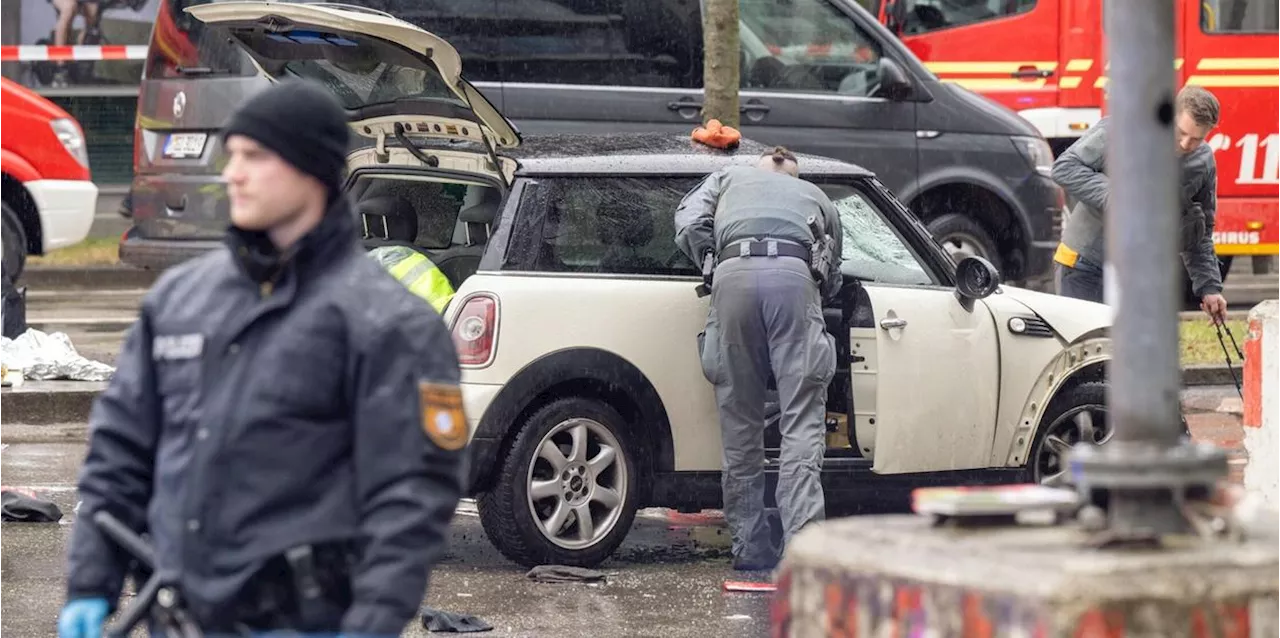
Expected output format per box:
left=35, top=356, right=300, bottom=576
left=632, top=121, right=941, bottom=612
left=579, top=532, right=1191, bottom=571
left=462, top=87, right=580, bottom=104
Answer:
left=26, top=179, right=97, bottom=253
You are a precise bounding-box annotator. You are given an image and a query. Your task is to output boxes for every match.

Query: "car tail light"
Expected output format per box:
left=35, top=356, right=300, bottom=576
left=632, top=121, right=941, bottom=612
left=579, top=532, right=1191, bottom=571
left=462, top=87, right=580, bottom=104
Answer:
left=451, top=295, right=497, bottom=367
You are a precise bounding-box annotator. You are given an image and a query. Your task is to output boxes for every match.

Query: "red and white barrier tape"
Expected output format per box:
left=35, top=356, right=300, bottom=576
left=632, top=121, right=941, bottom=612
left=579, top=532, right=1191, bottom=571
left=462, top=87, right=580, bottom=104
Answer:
left=0, top=45, right=148, bottom=62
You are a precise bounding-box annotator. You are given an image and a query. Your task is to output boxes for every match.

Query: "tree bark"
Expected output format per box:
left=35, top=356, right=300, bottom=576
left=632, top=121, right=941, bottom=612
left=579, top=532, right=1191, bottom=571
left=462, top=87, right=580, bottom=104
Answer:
left=702, top=0, right=740, bottom=128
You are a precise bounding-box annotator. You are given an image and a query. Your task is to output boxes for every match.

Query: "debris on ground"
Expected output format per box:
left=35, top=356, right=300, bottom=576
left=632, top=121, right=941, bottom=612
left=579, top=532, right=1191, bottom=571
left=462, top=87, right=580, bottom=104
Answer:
left=1, top=328, right=114, bottom=382
left=525, top=565, right=607, bottom=584
left=722, top=581, right=776, bottom=593
left=1, top=489, right=63, bottom=523
left=421, top=607, right=493, bottom=633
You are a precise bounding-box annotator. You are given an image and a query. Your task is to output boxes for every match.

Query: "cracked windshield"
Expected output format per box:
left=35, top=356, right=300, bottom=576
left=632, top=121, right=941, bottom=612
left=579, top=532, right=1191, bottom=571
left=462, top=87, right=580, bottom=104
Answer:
left=1, top=0, right=1274, bottom=635
left=826, top=186, right=931, bottom=286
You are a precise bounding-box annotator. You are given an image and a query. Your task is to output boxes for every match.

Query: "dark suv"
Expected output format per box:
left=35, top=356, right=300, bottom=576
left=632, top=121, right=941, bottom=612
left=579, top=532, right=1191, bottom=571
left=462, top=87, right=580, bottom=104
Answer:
left=123, top=0, right=1063, bottom=285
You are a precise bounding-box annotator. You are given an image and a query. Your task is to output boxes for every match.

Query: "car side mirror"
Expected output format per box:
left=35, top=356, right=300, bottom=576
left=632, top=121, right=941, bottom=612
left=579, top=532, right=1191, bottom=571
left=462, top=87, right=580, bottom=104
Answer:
left=954, top=255, right=1000, bottom=311
left=874, top=57, right=913, bottom=101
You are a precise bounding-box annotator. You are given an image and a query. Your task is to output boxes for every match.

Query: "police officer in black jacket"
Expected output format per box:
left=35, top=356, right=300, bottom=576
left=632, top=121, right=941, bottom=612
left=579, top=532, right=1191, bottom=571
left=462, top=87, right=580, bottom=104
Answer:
left=57, top=79, right=467, bottom=637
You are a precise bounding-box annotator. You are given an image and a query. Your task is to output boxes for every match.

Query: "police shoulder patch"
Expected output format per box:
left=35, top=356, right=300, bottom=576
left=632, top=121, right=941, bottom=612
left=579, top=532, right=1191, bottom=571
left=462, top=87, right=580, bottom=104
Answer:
left=419, top=381, right=467, bottom=451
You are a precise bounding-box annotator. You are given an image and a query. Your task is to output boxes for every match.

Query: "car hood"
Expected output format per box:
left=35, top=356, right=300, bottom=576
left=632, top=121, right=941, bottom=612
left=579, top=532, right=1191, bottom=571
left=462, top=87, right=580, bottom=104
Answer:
left=186, top=1, right=520, bottom=151
left=996, top=286, right=1112, bottom=343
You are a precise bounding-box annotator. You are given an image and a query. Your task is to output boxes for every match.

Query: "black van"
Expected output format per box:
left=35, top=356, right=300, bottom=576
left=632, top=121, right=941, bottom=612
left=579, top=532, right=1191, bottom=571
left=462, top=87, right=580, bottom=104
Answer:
left=122, top=0, right=1063, bottom=284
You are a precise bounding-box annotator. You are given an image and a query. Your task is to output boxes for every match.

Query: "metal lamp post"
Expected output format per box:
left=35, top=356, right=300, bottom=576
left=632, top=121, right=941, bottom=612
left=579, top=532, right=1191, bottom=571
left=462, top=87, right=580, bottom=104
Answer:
left=1070, top=0, right=1229, bottom=542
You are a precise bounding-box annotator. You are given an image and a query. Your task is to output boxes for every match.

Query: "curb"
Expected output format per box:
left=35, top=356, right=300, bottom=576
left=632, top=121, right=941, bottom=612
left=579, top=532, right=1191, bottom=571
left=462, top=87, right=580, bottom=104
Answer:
left=1182, top=364, right=1244, bottom=387
left=1, top=383, right=107, bottom=425
left=19, top=267, right=158, bottom=291
left=26, top=320, right=136, bottom=333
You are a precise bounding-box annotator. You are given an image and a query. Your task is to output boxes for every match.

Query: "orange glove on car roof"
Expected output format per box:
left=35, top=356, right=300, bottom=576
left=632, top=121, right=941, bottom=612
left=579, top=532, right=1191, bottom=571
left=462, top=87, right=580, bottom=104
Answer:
left=691, top=119, right=741, bottom=149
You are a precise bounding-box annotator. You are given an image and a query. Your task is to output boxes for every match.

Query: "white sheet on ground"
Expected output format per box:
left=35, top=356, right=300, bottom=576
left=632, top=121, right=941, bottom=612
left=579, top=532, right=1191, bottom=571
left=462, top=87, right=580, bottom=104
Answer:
left=1, top=328, right=114, bottom=381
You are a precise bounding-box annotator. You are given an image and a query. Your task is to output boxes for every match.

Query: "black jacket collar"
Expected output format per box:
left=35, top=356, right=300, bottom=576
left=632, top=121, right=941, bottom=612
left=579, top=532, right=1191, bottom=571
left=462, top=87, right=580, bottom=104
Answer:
left=225, top=196, right=358, bottom=286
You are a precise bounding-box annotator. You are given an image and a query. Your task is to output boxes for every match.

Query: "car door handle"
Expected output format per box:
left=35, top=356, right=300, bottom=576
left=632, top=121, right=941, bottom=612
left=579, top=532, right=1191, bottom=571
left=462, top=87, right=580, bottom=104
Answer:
left=667, top=101, right=771, bottom=115
left=1011, top=67, right=1053, bottom=79
left=879, top=317, right=908, bottom=330
left=667, top=100, right=703, bottom=111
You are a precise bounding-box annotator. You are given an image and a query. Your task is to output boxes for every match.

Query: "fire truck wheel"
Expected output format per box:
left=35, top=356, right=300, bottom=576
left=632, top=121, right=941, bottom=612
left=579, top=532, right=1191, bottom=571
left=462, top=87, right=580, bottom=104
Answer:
left=927, top=213, right=1003, bottom=276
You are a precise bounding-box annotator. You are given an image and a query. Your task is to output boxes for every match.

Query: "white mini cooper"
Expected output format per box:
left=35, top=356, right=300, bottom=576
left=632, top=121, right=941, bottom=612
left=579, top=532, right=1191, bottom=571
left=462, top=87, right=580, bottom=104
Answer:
left=195, top=2, right=1116, bottom=569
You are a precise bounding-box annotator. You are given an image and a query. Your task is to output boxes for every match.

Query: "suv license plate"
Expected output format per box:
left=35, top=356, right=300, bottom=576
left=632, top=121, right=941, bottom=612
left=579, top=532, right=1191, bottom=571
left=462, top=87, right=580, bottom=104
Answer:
left=163, top=133, right=208, bottom=159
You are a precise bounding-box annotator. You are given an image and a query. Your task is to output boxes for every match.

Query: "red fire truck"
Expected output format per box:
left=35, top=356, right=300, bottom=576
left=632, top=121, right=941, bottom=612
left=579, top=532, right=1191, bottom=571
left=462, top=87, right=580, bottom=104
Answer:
left=874, top=0, right=1278, bottom=270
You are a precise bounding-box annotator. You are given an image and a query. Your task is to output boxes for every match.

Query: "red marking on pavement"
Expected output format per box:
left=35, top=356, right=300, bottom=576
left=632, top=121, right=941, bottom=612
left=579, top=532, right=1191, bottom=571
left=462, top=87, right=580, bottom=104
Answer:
left=1243, top=316, right=1263, bottom=427
left=724, top=580, right=776, bottom=593
left=666, top=509, right=725, bottom=526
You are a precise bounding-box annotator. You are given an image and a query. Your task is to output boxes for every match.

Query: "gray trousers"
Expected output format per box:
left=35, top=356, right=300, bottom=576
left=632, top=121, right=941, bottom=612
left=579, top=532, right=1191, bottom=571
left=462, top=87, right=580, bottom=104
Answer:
left=698, top=256, right=836, bottom=565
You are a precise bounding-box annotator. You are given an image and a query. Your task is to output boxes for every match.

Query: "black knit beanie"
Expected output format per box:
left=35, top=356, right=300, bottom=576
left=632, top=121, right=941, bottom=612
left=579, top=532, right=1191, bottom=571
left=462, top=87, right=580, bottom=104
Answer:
left=222, top=79, right=350, bottom=201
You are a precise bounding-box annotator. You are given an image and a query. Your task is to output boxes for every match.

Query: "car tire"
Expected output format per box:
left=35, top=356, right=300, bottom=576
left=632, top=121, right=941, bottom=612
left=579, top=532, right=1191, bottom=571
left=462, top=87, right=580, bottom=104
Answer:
left=3, top=204, right=28, bottom=283
left=477, top=397, right=640, bottom=568
left=1028, top=381, right=1191, bottom=488
left=927, top=213, right=1003, bottom=275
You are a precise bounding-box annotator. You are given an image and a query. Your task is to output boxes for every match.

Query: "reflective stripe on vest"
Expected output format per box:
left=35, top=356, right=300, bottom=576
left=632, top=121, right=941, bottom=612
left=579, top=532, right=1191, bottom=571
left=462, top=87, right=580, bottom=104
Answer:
left=369, top=247, right=455, bottom=313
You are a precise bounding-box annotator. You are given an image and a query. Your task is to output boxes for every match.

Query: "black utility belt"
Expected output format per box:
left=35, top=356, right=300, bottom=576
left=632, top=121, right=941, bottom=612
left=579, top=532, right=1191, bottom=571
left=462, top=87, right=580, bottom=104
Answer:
left=717, top=239, right=810, bottom=265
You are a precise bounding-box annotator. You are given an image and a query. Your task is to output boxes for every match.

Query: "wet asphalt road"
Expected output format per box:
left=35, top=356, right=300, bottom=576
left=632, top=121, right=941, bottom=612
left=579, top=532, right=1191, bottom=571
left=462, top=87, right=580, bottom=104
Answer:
left=1, top=442, right=770, bottom=638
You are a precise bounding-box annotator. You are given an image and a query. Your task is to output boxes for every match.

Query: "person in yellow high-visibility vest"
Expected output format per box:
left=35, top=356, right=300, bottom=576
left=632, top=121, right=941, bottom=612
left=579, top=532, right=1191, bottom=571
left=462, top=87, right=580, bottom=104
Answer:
left=367, top=245, right=455, bottom=313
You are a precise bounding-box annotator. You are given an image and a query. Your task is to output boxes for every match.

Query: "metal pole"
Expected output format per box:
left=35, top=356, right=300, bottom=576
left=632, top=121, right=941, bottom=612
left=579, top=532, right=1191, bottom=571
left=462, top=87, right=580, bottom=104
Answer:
left=1070, top=0, right=1228, bottom=542
left=1106, top=0, right=1181, bottom=445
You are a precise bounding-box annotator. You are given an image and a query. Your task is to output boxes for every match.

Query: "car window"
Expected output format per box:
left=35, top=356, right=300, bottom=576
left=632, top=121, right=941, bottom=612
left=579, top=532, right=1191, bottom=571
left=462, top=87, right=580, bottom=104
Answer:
left=350, top=174, right=498, bottom=250
left=739, top=0, right=885, bottom=97
left=818, top=183, right=934, bottom=286
left=522, top=176, right=702, bottom=276
left=1201, top=0, right=1279, bottom=33
left=899, top=0, right=1038, bottom=35
left=236, top=32, right=467, bottom=110
left=494, top=0, right=702, bottom=88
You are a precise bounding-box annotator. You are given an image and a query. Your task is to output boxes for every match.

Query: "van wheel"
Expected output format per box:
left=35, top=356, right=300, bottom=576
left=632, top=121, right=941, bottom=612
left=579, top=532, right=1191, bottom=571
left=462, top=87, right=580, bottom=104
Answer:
left=927, top=213, right=1002, bottom=274
left=477, top=397, right=639, bottom=568
left=3, top=204, right=28, bottom=282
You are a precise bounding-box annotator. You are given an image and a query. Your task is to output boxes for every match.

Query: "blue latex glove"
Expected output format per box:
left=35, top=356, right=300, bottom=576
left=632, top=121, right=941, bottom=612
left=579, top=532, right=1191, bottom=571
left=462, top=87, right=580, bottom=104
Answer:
left=57, top=598, right=109, bottom=638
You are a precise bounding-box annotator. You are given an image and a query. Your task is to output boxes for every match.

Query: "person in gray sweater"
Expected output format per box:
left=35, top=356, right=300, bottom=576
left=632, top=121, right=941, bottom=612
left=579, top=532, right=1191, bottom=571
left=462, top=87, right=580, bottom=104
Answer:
left=1050, top=85, right=1229, bottom=323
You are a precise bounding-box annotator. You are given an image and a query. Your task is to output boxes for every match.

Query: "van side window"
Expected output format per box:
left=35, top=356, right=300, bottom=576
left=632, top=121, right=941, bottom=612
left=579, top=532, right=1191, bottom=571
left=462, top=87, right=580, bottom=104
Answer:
left=1201, top=0, right=1279, bottom=33
left=371, top=0, right=506, bottom=82
left=526, top=177, right=702, bottom=276
left=739, top=0, right=885, bottom=97
left=899, top=0, right=1037, bottom=35
left=495, top=0, right=702, bottom=88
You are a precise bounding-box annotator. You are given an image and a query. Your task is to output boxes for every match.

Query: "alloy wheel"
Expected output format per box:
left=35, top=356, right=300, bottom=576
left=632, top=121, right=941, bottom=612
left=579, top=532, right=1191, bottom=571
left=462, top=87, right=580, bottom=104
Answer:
left=526, top=417, right=628, bottom=550
left=1035, top=404, right=1112, bottom=488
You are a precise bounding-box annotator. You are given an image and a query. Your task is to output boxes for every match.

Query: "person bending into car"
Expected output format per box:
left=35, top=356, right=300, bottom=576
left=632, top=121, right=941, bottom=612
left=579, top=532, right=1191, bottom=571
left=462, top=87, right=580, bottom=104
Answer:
left=673, top=146, right=842, bottom=571
left=57, top=79, right=466, bottom=638
left=1051, top=84, right=1229, bottom=324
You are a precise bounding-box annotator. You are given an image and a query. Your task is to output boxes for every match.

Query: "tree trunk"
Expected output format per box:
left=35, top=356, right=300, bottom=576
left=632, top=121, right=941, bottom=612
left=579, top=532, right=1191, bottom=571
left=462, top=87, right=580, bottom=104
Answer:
left=702, top=0, right=740, bottom=129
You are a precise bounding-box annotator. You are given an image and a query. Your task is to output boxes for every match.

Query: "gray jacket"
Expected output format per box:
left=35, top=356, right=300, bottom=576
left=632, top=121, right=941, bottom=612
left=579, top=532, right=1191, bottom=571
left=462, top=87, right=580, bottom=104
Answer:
left=1050, top=117, right=1223, bottom=296
left=673, top=165, right=844, bottom=301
